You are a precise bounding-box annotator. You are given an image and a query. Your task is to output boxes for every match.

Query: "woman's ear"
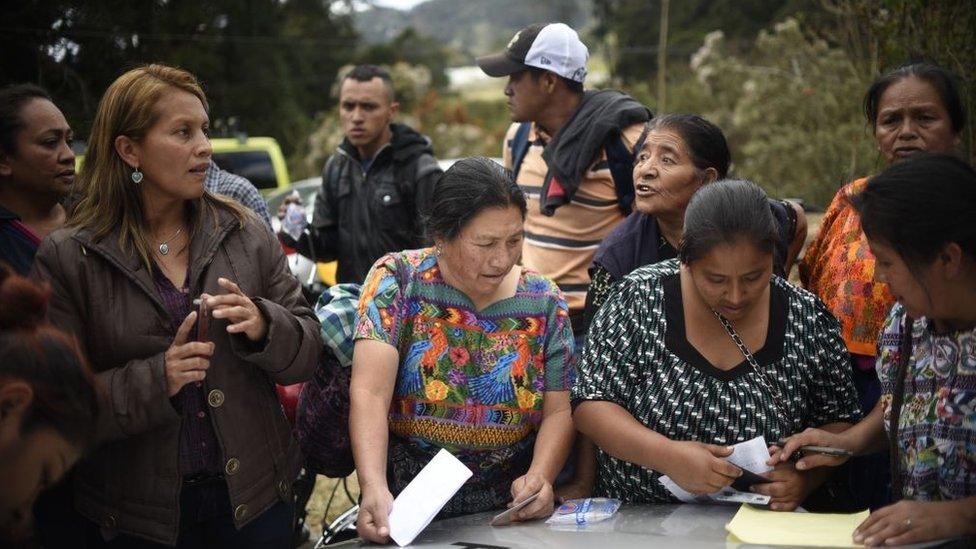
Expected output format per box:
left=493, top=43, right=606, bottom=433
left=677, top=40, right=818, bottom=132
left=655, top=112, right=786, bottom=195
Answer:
left=0, top=382, right=33, bottom=449
left=941, top=242, right=965, bottom=280
left=701, top=167, right=720, bottom=185
left=114, top=134, right=140, bottom=170
left=0, top=151, right=11, bottom=178
left=0, top=382, right=33, bottom=422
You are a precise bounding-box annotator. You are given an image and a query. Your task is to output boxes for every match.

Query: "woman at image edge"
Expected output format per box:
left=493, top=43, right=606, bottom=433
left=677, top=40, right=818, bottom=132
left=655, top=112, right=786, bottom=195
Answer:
left=779, top=154, right=976, bottom=546
left=32, top=64, right=320, bottom=546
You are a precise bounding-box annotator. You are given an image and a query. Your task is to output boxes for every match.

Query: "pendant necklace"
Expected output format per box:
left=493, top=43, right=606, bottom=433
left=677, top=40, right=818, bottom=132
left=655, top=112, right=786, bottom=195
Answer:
left=156, top=227, right=183, bottom=256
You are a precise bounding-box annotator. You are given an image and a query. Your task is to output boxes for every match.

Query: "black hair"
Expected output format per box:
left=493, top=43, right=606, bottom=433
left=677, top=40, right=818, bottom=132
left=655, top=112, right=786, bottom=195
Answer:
left=343, top=64, right=396, bottom=102
left=852, top=153, right=976, bottom=271
left=527, top=67, right=584, bottom=95
left=0, top=83, right=53, bottom=155
left=643, top=114, right=731, bottom=178
left=426, top=157, right=527, bottom=241
left=679, top=179, right=779, bottom=264
left=864, top=61, right=967, bottom=132
left=0, top=263, right=98, bottom=448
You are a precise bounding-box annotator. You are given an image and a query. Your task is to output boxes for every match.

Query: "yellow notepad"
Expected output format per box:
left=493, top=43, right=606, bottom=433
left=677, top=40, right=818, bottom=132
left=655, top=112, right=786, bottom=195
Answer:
left=726, top=504, right=869, bottom=547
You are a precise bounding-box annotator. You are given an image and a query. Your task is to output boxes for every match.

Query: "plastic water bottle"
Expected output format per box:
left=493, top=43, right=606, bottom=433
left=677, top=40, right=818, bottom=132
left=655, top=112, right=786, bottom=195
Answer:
left=282, top=191, right=307, bottom=240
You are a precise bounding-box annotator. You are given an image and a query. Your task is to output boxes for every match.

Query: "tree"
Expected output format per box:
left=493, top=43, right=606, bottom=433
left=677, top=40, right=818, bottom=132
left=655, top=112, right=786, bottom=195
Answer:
left=356, top=27, right=452, bottom=94
left=591, top=0, right=818, bottom=84
left=817, top=0, right=976, bottom=164
left=686, top=19, right=876, bottom=207
left=0, top=0, right=358, bottom=158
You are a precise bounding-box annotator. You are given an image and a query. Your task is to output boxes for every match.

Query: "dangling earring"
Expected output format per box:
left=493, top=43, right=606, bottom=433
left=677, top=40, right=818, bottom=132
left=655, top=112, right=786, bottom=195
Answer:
left=131, top=167, right=144, bottom=184
left=434, top=243, right=443, bottom=256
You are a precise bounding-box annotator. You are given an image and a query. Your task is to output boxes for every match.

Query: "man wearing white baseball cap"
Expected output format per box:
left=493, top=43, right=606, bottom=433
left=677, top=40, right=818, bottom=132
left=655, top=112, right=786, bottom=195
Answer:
left=477, top=23, right=651, bottom=328
left=476, top=22, right=590, bottom=84
left=478, top=21, right=652, bottom=504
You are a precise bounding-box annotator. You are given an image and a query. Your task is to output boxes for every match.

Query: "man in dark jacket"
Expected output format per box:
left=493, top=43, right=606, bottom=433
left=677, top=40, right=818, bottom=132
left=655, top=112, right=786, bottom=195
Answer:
left=281, top=65, right=442, bottom=284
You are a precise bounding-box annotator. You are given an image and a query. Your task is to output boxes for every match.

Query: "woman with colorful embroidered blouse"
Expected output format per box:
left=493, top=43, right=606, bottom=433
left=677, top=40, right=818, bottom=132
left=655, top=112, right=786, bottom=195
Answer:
left=779, top=155, right=976, bottom=546
left=350, top=157, right=575, bottom=543
left=799, top=61, right=967, bottom=509
left=574, top=179, right=860, bottom=511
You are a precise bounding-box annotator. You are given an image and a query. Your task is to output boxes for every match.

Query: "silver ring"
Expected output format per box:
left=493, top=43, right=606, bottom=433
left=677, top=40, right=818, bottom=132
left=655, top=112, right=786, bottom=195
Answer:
left=904, top=518, right=912, bottom=529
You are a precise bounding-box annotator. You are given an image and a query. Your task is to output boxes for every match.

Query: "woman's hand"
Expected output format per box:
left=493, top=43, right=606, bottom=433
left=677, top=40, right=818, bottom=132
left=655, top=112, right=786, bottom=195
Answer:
left=357, top=484, right=395, bottom=544
left=771, top=428, right=854, bottom=470
left=508, top=473, right=555, bottom=522
left=554, top=476, right=594, bottom=504
left=205, top=277, right=268, bottom=342
left=662, top=441, right=741, bottom=495
left=164, top=311, right=214, bottom=396
left=854, top=499, right=976, bottom=546
left=748, top=459, right=817, bottom=511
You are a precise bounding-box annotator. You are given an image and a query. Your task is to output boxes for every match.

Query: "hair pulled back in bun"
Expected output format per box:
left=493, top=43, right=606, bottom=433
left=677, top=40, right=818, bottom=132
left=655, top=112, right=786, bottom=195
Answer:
left=0, top=264, right=49, bottom=330
left=0, top=263, right=97, bottom=447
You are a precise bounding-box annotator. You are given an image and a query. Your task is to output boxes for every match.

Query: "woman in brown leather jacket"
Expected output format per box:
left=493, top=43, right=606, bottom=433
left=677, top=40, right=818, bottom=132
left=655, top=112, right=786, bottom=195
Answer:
left=32, top=64, right=322, bottom=548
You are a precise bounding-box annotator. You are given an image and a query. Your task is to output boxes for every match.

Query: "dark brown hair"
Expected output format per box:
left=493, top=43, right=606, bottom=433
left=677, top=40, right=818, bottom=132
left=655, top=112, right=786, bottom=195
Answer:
left=679, top=179, right=779, bottom=265
left=852, top=153, right=976, bottom=270
left=0, top=83, right=53, bottom=155
left=426, top=157, right=526, bottom=242
left=0, top=263, right=97, bottom=447
left=644, top=114, right=731, bottom=178
left=864, top=61, right=966, bottom=132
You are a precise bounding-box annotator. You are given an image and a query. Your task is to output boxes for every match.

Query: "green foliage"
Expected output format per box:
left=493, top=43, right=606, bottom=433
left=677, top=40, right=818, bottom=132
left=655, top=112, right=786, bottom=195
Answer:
left=355, top=0, right=591, bottom=59
left=356, top=27, right=453, bottom=90
left=594, top=0, right=976, bottom=204
left=817, top=0, right=976, bottom=165
left=0, top=0, right=357, bottom=158
left=591, top=0, right=819, bottom=84
left=680, top=19, right=877, bottom=207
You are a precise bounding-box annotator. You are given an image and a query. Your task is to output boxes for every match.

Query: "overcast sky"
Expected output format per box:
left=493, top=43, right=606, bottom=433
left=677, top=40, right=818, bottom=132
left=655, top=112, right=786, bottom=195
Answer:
left=372, top=0, right=428, bottom=10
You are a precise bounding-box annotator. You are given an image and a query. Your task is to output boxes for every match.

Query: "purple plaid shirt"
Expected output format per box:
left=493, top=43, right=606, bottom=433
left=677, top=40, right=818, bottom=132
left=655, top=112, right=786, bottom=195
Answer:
left=152, top=267, right=222, bottom=476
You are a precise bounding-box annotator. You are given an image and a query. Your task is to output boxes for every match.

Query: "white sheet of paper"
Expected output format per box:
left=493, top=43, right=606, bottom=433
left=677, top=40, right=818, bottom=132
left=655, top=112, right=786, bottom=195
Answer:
left=388, top=448, right=473, bottom=547
left=658, top=475, right=712, bottom=503
left=657, top=436, right=773, bottom=506
left=726, top=436, right=774, bottom=474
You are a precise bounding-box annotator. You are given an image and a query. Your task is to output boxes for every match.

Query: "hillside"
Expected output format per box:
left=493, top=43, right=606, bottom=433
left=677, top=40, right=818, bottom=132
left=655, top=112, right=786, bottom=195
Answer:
left=355, top=0, right=592, bottom=61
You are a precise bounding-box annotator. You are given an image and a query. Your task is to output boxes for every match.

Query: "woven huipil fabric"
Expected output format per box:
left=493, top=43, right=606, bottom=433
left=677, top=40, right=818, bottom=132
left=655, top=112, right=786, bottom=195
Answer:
left=355, top=247, right=575, bottom=515
left=800, top=178, right=895, bottom=356
left=878, top=303, right=976, bottom=501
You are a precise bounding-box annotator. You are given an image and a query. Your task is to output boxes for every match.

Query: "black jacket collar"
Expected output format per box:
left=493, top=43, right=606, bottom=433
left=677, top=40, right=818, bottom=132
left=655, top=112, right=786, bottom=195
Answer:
left=337, top=122, right=434, bottom=165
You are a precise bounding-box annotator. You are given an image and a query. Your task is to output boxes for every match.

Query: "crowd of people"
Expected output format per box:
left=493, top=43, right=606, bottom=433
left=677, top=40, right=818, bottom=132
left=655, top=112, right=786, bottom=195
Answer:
left=0, top=20, right=973, bottom=549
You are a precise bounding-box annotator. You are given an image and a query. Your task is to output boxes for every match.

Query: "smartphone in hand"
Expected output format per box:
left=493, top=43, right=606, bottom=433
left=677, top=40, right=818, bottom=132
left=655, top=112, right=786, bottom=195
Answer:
left=194, top=297, right=210, bottom=343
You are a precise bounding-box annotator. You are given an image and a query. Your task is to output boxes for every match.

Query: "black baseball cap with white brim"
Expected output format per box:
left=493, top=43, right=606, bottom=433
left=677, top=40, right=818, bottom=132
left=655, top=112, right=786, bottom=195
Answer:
left=476, top=23, right=589, bottom=83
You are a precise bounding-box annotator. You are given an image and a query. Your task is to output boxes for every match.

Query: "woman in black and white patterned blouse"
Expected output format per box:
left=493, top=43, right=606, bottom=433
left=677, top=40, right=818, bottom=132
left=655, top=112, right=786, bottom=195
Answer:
left=573, top=179, right=860, bottom=511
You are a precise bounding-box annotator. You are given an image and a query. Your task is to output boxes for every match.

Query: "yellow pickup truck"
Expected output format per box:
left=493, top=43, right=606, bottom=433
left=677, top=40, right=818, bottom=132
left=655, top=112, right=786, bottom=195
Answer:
left=211, top=136, right=290, bottom=195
